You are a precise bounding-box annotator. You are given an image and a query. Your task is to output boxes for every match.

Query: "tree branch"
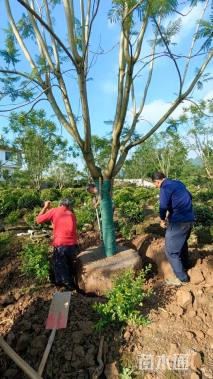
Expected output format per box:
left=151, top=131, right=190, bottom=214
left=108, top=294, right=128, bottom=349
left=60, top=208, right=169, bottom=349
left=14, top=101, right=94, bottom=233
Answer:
left=16, top=0, right=77, bottom=68
left=125, top=48, right=213, bottom=151
left=153, top=16, right=182, bottom=97
left=63, top=0, right=81, bottom=62
left=182, top=0, right=209, bottom=86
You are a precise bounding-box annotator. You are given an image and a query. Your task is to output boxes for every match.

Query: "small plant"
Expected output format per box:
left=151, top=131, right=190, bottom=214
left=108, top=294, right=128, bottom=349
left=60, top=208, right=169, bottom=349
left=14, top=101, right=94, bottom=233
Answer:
left=4, top=210, right=21, bottom=224
left=0, top=232, right=11, bottom=247
left=19, top=242, right=50, bottom=282
left=24, top=207, right=43, bottom=228
left=120, top=367, right=134, bottom=379
left=93, top=267, right=151, bottom=331
left=118, top=221, right=134, bottom=240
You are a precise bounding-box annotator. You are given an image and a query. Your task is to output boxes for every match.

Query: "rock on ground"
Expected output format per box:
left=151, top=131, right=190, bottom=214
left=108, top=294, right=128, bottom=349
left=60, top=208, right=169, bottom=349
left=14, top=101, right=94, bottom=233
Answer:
left=76, top=246, right=142, bottom=295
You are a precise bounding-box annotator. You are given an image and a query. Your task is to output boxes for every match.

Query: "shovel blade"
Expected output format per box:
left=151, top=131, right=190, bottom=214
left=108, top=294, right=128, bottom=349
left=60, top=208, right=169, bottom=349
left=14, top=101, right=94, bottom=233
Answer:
left=46, top=291, right=71, bottom=330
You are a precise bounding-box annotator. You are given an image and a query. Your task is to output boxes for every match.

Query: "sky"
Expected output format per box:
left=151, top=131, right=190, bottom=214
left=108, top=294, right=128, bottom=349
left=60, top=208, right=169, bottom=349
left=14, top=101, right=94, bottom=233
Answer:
left=0, top=0, right=212, bottom=166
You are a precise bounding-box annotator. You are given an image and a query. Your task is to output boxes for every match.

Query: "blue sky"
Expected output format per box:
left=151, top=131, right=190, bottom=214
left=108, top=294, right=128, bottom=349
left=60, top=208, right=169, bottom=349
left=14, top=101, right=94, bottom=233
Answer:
left=0, top=0, right=212, bottom=158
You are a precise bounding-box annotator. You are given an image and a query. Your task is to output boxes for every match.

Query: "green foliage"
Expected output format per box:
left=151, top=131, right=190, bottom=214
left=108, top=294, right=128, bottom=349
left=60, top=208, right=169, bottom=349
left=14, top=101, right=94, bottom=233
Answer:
left=40, top=188, right=60, bottom=201
left=194, top=204, right=213, bottom=226
left=0, top=232, right=12, bottom=249
left=93, top=267, right=151, bottom=331
left=0, top=189, right=23, bottom=216
left=75, top=204, right=96, bottom=230
left=4, top=210, right=21, bottom=224
left=17, top=190, right=41, bottom=209
left=114, top=187, right=150, bottom=239
left=19, top=242, right=50, bottom=282
left=192, top=188, right=213, bottom=204
left=118, top=201, right=144, bottom=224
left=8, top=110, right=68, bottom=190
left=193, top=225, right=213, bottom=244
left=24, top=207, right=42, bottom=228
left=62, top=187, right=90, bottom=206
left=114, top=188, right=135, bottom=204
left=120, top=367, right=134, bottom=379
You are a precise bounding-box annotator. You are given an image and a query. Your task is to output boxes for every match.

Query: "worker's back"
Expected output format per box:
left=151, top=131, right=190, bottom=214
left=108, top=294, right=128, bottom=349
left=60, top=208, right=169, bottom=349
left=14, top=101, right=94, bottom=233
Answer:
left=36, top=205, right=77, bottom=246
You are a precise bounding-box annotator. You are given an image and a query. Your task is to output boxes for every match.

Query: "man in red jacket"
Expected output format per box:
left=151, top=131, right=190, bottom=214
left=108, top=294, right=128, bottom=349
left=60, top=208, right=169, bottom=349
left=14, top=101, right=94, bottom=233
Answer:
left=36, top=198, right=78, bottom=290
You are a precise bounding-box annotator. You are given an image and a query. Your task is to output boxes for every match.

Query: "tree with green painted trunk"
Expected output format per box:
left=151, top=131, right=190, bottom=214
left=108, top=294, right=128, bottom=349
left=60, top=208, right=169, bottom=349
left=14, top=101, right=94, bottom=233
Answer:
left=1, top=0, right=212, bottom=256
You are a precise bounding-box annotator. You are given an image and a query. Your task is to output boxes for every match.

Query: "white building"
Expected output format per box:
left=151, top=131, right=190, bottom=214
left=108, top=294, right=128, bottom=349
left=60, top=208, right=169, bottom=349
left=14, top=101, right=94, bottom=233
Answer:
left=0, top=144, right=22, bottom=181
left=114, top=178, right=154, bottom=187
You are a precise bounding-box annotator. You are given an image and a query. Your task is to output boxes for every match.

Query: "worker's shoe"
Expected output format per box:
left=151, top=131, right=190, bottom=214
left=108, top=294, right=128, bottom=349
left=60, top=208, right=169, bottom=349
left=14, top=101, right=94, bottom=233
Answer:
left=165, top=277, right=189, bottom=287
left=63, top=282, right=76, bottom=291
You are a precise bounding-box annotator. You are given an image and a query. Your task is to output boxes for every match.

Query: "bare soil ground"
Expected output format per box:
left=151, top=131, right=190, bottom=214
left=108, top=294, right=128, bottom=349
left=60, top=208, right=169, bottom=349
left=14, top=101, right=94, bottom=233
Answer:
left=0, top=229, right=212, bottom=379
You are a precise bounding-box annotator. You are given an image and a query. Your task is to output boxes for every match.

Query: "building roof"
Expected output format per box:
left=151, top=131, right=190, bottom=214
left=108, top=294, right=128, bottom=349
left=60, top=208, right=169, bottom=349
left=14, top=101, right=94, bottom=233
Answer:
left=0, top=145, right=22, bottom=153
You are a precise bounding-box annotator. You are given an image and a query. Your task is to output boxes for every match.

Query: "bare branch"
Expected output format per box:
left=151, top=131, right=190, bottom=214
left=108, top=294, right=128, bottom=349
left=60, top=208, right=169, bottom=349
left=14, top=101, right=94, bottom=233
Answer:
left=17, top=0, right=77, bottom=68
left=43, top=0, right=60, bottom=69
left=5, top=0, right=41, bottom=79
left=25, top=0, right=55, bottom=71
left=0, top=84, right=60, bottom=112
left=84, top=0, right=100, bottom=68
left=184, top=98, right=212, bottom=118
left=182, top=0, right=209, bottom=86
left=63, top=0, right=81, bottom=62
left=80, top=0, right=86, bottom=52
left=0, top=69, right=41, bottom=86
left=125, top=48, right=213, bottom=151
left=153, top=16, right=182, bottom=97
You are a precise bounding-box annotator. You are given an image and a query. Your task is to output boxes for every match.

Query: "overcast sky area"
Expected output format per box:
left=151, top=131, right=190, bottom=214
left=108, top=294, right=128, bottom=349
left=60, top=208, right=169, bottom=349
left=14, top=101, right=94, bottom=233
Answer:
left=0, top=0, right=212, bottom=165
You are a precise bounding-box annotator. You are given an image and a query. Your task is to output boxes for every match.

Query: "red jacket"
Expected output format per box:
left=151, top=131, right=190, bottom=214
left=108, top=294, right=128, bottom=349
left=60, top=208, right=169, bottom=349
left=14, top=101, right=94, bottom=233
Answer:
left=36, top=206, right=77, bottom=247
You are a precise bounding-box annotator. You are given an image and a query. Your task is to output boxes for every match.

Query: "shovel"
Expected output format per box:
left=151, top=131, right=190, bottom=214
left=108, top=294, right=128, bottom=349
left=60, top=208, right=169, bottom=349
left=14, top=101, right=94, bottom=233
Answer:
left=0, top=336, right=42, bottom=379
left=38, top=291, right=71, bottom=376
left=95, top=208, right=102, bottom=240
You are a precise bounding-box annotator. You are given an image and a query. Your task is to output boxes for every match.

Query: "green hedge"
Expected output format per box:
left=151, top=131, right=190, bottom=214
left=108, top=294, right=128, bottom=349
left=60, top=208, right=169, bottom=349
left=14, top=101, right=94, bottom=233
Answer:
left=18, top=191, right=41, bottom=209
left=0, top=189, right=23, bottom=216
left=40, top=188, right=60, bottom=202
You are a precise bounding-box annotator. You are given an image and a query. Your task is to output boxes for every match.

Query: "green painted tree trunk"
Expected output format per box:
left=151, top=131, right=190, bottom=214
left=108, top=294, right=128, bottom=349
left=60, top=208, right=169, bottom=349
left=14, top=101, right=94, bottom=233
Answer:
left=95, top=179, right=117, bottom=257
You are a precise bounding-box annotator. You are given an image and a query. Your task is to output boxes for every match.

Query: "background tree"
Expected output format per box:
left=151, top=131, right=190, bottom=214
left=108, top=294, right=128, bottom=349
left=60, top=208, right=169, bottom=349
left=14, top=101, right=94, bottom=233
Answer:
left=0, top=0, right=212, bottom=255
left=49, top=161, right=78, bottom=190
left=186, top=100, right=213, bottom=179
left=122, top=130, right=188, bottom=178
left=7, top=110, right=68, bottom=190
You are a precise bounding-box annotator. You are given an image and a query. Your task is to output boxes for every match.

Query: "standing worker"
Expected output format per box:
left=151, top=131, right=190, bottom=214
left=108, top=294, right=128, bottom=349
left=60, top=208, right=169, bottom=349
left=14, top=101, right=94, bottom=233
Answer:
left=152, top=172, right=195, bottom=286
left=36, top=198, right=78, bottom=290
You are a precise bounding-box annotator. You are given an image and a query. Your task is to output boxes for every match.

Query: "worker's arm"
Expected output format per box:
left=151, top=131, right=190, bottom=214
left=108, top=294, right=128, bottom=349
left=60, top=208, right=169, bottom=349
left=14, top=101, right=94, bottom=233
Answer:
left=159, top=188, right=171, bottom=227
left=36, top=201, right=54, bottom=224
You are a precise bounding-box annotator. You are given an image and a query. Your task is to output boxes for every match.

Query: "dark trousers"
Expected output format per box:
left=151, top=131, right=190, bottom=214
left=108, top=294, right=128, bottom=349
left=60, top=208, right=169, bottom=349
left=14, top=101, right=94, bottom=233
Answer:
left=52, top=245, right=78, bottom=287
left=165, top=222, right=193, bottom=281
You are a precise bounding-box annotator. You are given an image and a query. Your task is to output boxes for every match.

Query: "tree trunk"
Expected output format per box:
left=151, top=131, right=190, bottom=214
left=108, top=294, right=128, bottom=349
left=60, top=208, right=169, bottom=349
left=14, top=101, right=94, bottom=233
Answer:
left=95, top=179, right=117, bottom=257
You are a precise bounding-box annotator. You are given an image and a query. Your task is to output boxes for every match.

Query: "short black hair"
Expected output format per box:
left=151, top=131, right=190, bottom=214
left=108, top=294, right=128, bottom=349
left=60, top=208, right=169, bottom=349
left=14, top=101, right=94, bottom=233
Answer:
left=151, top=172, right=166, bottom=181
left=86, top=183, right=96, bottom=191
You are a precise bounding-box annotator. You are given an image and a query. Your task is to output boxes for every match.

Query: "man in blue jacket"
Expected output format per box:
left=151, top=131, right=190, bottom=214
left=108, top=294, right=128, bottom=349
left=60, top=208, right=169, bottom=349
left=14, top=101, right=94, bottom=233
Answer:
left=152, top=172, right=195, bottom=286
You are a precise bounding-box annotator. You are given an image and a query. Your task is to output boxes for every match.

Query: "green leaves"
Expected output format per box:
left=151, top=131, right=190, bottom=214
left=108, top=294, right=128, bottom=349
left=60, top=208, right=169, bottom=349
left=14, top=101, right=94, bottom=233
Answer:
left=17, top=14, right=35, bottom=39
left=0, top=26, right=20, bottom=66
left=20, top=242, right=50, bottom=283
left=93, top=267, right=152, bottom=331
left=155, top=18, right=182, bottom=46
left=149, top=0, right=178, bottom=16
left=195, top=19, right=213, bottom=52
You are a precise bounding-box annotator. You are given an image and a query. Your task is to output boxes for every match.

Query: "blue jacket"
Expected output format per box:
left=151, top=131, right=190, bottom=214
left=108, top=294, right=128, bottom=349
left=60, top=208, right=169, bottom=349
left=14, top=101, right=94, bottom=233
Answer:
left=160, top=179, right=195, bottom=223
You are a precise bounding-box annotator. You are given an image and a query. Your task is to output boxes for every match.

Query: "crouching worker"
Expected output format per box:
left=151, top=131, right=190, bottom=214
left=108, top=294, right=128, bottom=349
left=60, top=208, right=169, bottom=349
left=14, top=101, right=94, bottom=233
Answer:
left=36, top=198, right=79, bottom=290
